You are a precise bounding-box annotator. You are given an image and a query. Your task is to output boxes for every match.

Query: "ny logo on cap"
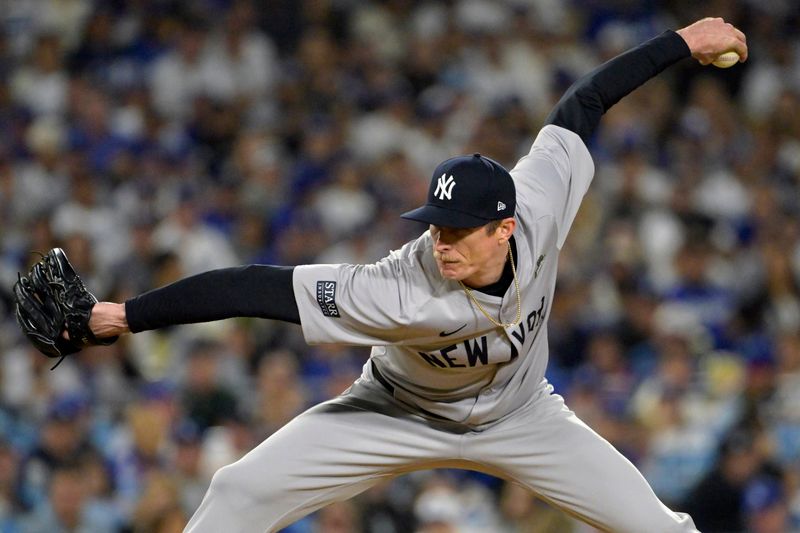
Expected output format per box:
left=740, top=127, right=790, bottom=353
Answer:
left=434, top=174, right=456, bottom=201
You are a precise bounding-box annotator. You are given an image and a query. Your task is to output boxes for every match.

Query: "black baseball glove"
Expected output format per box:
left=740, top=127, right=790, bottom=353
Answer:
left=13, top=248, right=117, bottom=368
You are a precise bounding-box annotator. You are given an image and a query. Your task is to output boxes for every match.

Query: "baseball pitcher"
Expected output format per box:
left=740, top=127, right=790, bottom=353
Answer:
left=14, top=17, right=747, bottom=533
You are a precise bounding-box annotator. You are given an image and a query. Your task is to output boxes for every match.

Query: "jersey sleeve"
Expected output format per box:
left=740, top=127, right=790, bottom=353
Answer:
left=511, top=124, right=595, bottom=249
left=292, top=252, right=426, bottom=345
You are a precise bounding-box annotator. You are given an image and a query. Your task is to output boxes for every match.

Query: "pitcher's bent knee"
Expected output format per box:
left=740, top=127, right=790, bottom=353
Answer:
left=205, top=464, right=258, bottom=512
left=186, top=461, right=282, bottom=533
left=206, top=462, right=273, bottom=508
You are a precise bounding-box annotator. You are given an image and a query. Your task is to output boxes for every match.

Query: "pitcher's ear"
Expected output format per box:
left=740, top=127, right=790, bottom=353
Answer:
left=498, top=218, right=516, bottom=241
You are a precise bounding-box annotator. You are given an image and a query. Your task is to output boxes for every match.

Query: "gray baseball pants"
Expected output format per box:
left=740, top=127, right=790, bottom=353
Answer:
left=184, top=376, right=697, bottom=533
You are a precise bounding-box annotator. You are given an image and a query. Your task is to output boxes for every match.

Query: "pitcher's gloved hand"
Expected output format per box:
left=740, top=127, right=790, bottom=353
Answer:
left=13, top=248, right=117, bottom=368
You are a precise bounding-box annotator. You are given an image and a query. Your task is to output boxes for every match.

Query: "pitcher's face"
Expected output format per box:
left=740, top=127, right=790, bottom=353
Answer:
left=430, top=220, right=513, bottom=286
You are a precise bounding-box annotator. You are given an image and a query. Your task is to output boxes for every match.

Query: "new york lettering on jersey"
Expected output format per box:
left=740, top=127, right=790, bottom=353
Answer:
left=415, top=295, right=548, bottom=368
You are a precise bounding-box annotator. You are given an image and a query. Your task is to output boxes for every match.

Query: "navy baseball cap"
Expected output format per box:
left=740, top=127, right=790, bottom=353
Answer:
left=401, top=153, right=516, bottom=228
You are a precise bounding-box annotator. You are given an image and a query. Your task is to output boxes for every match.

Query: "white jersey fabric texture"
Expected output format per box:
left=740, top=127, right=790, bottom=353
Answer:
left=293, top=124, right=594, bottom=427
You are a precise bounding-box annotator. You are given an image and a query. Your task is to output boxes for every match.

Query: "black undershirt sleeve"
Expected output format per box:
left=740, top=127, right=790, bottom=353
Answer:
left=545, top=30, right=691, bottom=143
left=124, top=265, right=300, bottom=333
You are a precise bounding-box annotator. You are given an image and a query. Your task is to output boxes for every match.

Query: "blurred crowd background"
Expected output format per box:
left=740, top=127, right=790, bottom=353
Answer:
left=0, top=0, right=799, bottom=532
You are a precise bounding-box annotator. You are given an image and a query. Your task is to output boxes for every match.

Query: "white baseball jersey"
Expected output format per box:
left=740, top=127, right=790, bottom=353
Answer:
left=293, top=125, right=594, bottom=426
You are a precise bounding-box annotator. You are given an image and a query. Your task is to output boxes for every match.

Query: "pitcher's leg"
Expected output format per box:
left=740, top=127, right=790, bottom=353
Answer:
left=185, top=399, right=458, bottom=533
left=467, top=389, right=697, bottom=533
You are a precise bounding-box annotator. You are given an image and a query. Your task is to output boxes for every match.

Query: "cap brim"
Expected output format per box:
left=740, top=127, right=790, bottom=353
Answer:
left=400, top=204, right=493, bottom=228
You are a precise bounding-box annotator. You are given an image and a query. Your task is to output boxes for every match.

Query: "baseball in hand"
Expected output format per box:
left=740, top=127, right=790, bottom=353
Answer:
left=712, top=51, right=740, bottom=68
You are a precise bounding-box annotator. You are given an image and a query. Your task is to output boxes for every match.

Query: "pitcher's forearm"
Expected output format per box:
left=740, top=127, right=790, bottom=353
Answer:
left=545, top=30, right=690, bottom=143
left=88, top=266, right=299, bottom=338
left=123, top=265, right=299, bottom=333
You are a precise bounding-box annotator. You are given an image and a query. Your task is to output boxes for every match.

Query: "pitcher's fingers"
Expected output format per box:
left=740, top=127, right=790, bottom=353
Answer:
left=727, top=23, right=748, bottom=61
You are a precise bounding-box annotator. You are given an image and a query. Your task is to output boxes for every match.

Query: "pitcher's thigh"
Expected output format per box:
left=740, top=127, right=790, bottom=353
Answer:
left=186, top=401, right=456, bottom=533
left=469, top=399, right=697, bottom=533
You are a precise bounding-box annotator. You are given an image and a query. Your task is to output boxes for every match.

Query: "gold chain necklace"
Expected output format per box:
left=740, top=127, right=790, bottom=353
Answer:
left=458, top=242, right=521, bottom=328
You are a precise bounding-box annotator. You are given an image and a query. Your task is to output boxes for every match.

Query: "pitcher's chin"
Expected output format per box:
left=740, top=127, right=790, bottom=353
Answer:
left=438, top=264, right=465, bottom=281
